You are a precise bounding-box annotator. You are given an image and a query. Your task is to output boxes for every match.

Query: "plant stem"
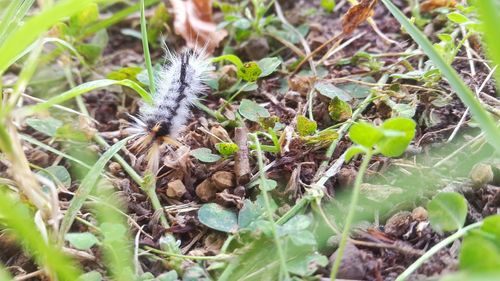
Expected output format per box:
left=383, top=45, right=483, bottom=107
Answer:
left=140, top=0, right=156, bottom=95
left=252, top=133, right=290, bottom=281
left=395, top=221, right=483, bottom=281
left=330, top=149, right=373, bottom=281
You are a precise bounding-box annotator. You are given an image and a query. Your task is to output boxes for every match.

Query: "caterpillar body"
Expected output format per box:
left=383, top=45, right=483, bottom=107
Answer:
left=130, top=48, right=211, bottom=153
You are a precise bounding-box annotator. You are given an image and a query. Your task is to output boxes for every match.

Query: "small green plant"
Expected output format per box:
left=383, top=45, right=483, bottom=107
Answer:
left=331, top=117, right=416, bottom=280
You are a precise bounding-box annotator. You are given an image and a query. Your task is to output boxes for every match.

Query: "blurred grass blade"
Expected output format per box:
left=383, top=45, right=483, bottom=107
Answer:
left=25, top=79, right=152, bottom=114
left=477, top=0, right=500, bottom=93
left=0, top=0, right=35, bottom=43
left=380, top=0, right=500, bottom=152
left=21, top=134, right=93, bottom=170
left=0, top=0, right=96, bottom=73
left=140, top=0, right=156, bottom=94
left=0, top=189, right=81, bottom=279
left=93, top=188, right=135, bottom=280
left=13, top=37, right=89, bottom=71
left=59, top=136, right=134, bottom=238
left=0, top=263, right=13, bottom=281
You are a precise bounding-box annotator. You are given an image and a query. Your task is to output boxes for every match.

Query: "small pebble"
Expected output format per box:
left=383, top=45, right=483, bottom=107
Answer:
left=196, top=179, right=217, bottom=202
left=411, top=207, right=428, bottom=221
left=166, top=180, right=186, bottom=199
left=470, top=163, right=494, bottom=188
left=212, top=171, right=235, bottom=191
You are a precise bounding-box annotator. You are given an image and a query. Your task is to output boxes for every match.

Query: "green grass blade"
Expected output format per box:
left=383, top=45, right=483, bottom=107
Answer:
left=20, top=134, right=93, bottom=170
left=93, top=189, right=135, bottom=280
left=59, top=135, right=134, bottom=238
left=477, top=0, right=500, bottom=94
left=0, top=263, right=13, bottom=281
left=0, top=0, right=96, bottom=74
left=140, top=0, right=156, bottom=95
left=24, top=79, right=152, bottom=114
left=0, top=188, right=82, bottom=279
left=0, top=0, right=35, bottom=42
left=380, top=0, right=500, bottom=152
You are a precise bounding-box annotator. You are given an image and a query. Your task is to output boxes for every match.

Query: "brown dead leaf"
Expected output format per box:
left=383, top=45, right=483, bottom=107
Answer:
left=420, top=0, right=456, bottom=13
left=342, top=0, right=378, bottom=35
left=171, top=0, right=227, bottom=53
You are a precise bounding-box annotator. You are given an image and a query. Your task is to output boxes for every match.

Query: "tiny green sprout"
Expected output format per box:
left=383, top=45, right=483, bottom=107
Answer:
left=328, top=97, right=352, bottom=123
left=296, top=115, right=317, bottom=136
left=331, top=117, right=416, bottom=280
left=345, top=117, right=416, bottom=162
left=237, top=61, right=262, bottom=82
left=321, top=0, right=336, bottom=13
left=216, top=142, right=239, bottom=157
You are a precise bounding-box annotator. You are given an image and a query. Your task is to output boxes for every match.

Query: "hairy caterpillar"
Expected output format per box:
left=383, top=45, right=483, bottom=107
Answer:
left=129, top=48, right=211, bottom=155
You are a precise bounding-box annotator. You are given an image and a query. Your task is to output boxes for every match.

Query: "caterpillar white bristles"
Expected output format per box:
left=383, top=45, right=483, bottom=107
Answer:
left=129, top=47, right=211, bottom=170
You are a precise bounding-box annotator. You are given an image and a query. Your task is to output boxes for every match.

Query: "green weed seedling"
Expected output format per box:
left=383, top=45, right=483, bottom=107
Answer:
left=330, top=117, right=416, bottom=280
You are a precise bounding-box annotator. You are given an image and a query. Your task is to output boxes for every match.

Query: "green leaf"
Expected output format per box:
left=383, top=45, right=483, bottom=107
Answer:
left=107, top=67, right=143, bottom=84
left=76, top=271, right=102, bottom=281
left=344, top=145, right=366, bottom=162
left=289, top=230, right=317, bottom=246
left=259, top=178, right=277, bottom=191
left=257, top=57, right=281, bottom=77
left=26, top=117, right=63, bottom=137
left=198, top=203, right=238, bottom=233
left=320, top=0, right=336, bottom=12
left=237, top=61, right=262, bottom=82
left=314, top=82, right=352, bottom=101
left=238, top=200, right=262, bottom=229
left=328, top=97, right=352, bottom=122
left=287, top=252, right=328, bottom=277
left=238, top=99, right=270, bottom=122
left=337, top=77, right=374, bottom=98
left=348, top=122, right=383, bottom=149
left=447, top=12, right=470, bottom=24
left=37, top=165, right=71, bottom=187
left=380, top=0, right=500, bottom=152
left=427, top=192, right=468, bottom=232
left=65, top=232, right=99, bottom=250
left=459, top=234, right=500, bottom=273
left=481, top=215, right=500, bottom=247
left=378, top=117, right=416, bottom=157
left=157, top=271, right=178, bottom=281
left=216, top=142, right=239, bottom=156
left=302, top=129, right=339, bottom=146
left=190, top=148, right=221, bottom=163
left=296, top=115, right=317, bottom=136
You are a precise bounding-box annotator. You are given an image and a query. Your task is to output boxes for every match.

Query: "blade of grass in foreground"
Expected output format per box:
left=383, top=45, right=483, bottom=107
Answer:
left=93, top=188, right=135, bottom=280
left=476, top=0, right=500, bottom=94
left=380, top=0, right=500, bottom=152
left=24, top=79, right=152, bottom=115
left=0, top=189, right=81, bottom=280
left=0, top=0, right=96, bottom=73
left=0, top=0, right=35, bottom=43
left=0, top=264, right=13, bottom=281
left=59, top=136, right=134, bottom=238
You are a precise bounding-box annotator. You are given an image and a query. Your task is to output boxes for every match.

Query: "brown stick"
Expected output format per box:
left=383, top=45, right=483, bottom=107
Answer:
left=234, top=127, right=251, bottom=185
